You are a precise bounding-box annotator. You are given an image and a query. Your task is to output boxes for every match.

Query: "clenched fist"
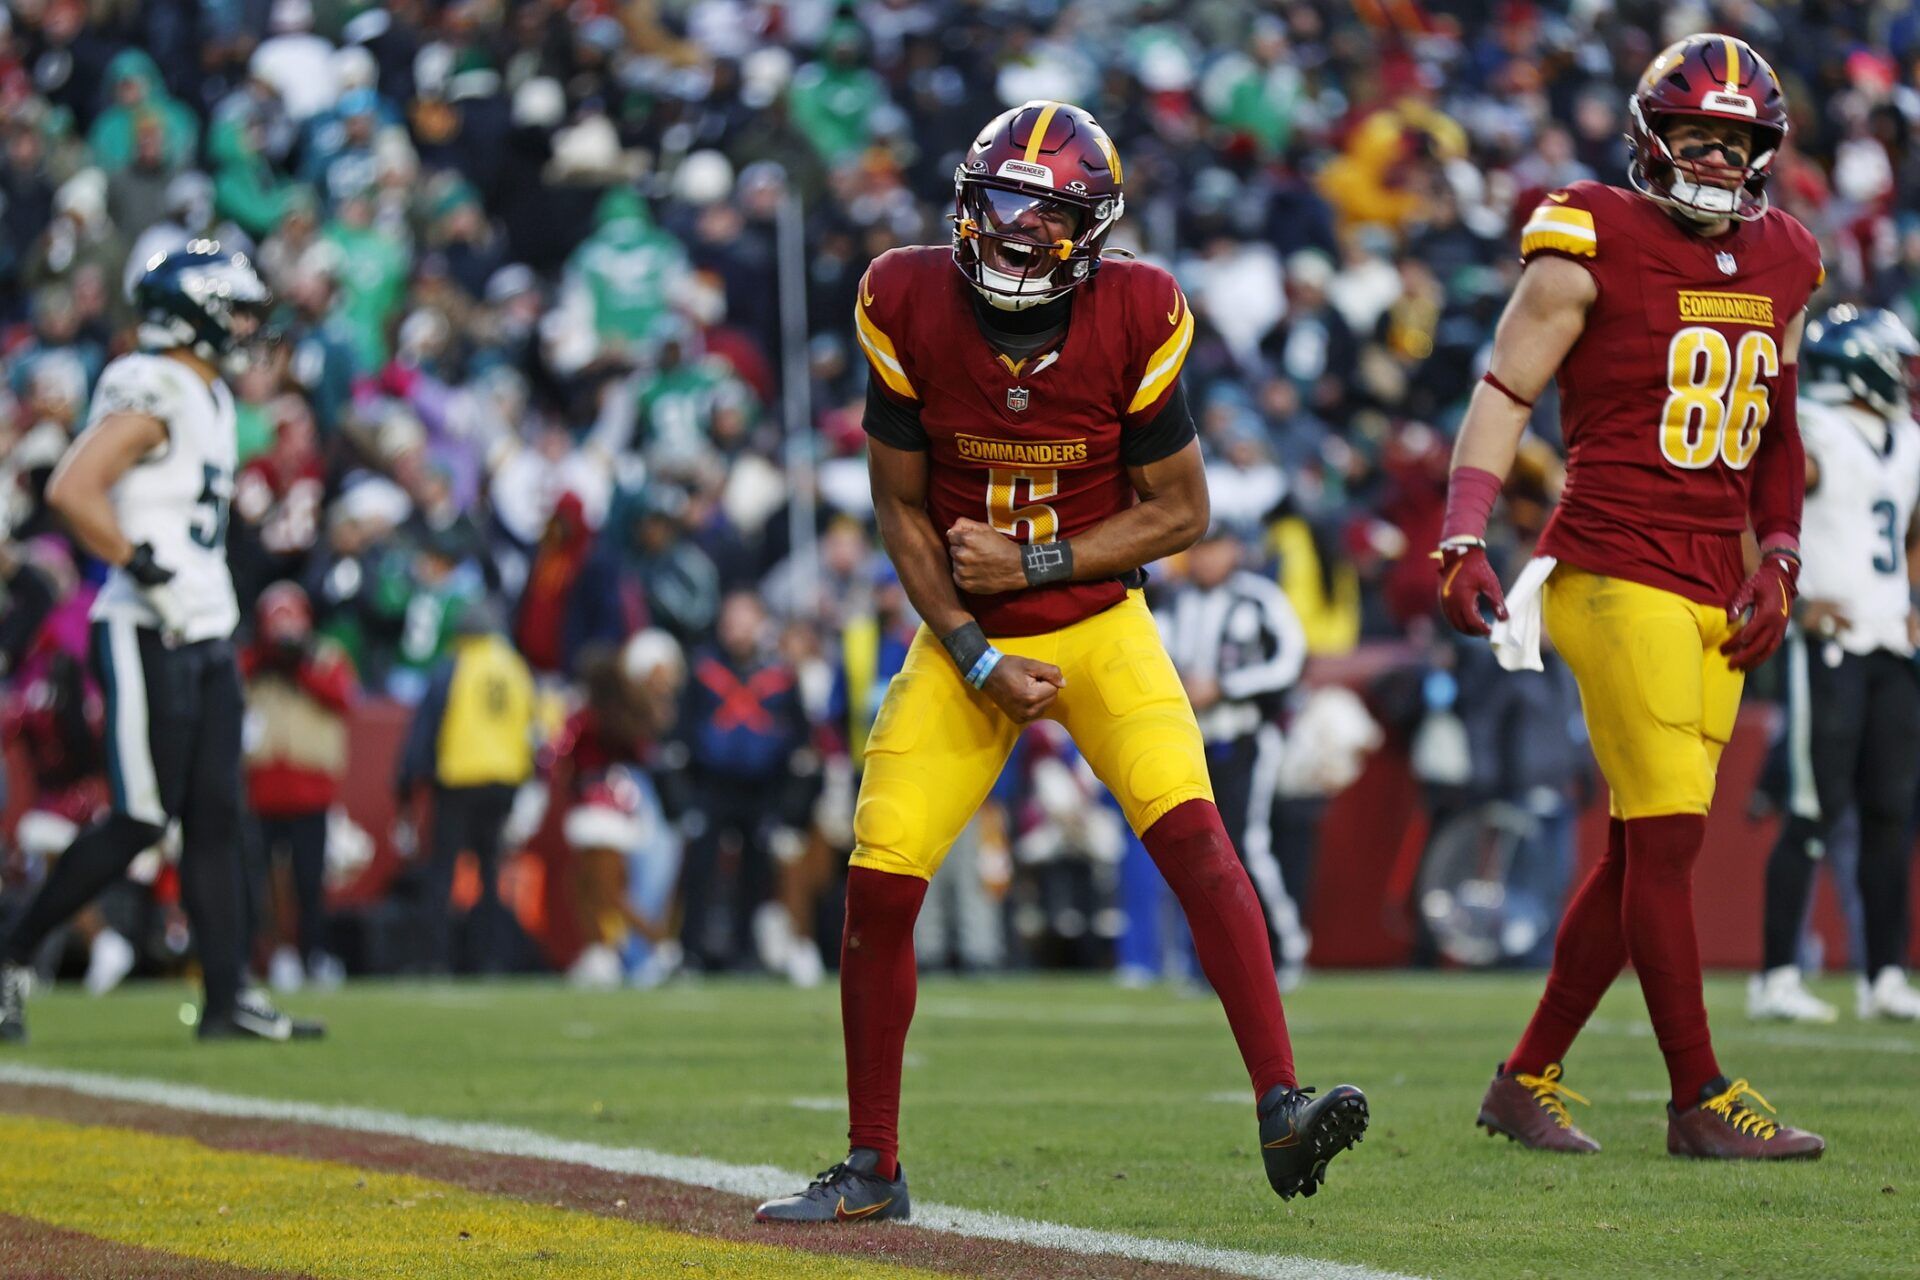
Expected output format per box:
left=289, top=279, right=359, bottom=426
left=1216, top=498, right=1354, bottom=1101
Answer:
left=982, top=654, right=1065, bottom=724
left=947, top=518, right=1028, bottom=594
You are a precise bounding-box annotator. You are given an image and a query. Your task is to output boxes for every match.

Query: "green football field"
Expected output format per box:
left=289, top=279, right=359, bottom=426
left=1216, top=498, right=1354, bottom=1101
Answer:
left=3, top=971, right=1914, bottom=1280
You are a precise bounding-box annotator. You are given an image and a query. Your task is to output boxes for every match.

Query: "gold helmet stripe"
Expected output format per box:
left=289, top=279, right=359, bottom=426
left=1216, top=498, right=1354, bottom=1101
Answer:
left=1024, top=101, right=1063, bottom=165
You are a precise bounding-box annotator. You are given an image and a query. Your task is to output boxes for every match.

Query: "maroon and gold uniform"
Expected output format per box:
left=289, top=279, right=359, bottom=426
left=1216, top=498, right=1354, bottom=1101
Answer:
left=849, top=245, right=1207, bottom=878
left=855, top=246, right=1193, bottom=636
left=1524, top=180, right=1823, bottom=605
left=753, top=103, right=1345, bottom=1224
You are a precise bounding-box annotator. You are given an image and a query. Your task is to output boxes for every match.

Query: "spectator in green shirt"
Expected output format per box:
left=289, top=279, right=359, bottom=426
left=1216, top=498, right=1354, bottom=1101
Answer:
left=322, top=183, right=411, bottom=370
left=87, top=50, right=199, bottom=174
left=787, top=20, right=889, bottom=166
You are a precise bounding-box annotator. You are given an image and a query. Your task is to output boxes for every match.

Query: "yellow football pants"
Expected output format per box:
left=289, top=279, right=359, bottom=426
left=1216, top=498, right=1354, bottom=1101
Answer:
left=1544, top=565, right=1744, bottom=820
left=850, top=590, right=1213, bottom=880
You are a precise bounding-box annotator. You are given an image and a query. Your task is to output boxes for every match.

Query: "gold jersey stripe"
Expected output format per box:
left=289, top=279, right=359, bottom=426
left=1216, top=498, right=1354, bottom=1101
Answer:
left=1525, top=205, right=1596, bottom=233
left=1127, top=302, right=1195, bottom=415
left=854, top=298, right=919, bottom=401
left=1520, top=227, right=1598, bottom=259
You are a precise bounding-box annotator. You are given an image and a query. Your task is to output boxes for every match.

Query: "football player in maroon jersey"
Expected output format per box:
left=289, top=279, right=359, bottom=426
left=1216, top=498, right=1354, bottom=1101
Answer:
left=1439, top=35, right=1826, bottom=1159
left=755, top=102, right=1367, bottom=1223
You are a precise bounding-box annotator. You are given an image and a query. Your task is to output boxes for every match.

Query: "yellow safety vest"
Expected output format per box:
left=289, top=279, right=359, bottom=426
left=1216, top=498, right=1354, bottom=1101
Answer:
left=436, top=635, right=535, bottom=788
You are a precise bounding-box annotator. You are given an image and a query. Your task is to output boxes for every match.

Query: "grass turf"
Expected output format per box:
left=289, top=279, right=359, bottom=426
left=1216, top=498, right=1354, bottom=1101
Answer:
left=7, top=972, right=1914, bottom=1280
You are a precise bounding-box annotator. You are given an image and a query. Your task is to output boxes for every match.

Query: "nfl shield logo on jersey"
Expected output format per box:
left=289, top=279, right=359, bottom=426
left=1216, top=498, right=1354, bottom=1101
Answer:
left=1007, top=386, right=1031, bottom=412
left=1716, top=251, right=1737, bottom=276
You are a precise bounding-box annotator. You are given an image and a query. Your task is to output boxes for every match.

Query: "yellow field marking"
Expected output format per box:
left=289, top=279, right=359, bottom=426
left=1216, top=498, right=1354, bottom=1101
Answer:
left=0, top=1114, right=950, bottom=1280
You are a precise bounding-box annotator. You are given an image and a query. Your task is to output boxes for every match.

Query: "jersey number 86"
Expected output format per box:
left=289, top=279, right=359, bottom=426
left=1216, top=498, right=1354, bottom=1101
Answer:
left=1659, top=326, right=1779, bottom=471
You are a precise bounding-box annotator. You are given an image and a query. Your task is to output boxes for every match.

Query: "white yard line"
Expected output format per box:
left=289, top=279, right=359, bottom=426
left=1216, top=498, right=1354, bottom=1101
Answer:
left=0, top=1063, right=1420, bottom=1280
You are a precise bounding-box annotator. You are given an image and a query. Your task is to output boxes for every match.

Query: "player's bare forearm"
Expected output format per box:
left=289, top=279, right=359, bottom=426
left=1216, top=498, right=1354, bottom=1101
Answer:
left=868, top=439, right=974, bottom=636
left=1450, top=256, right=1595, bottom=479
left=46, top=412, right=168, bottom=567
left=1071, top=440, right=1211, bottom=579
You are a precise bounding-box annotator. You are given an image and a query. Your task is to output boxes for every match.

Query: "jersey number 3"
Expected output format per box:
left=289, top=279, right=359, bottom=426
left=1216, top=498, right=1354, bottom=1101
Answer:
left=1659, top=327, right=1779, bottom=470
left=986, top=468, right=1059, bottom=542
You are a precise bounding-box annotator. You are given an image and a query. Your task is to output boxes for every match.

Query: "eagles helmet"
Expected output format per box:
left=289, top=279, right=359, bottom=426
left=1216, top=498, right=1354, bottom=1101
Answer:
left=952, top=101, right=1126, bottom=310
left=1801, top=305, right=1920, bottom=421
left=134, top=241, right=273, bottom=367
left=1626, top=34, right=1788, bottom=223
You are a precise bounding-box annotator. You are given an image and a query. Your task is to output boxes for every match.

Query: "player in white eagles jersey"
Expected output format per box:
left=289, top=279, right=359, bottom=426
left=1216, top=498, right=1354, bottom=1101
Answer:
left=1750, top=306, right=1920, bottom=1025
left=0, top=244, right=321, bottom=1043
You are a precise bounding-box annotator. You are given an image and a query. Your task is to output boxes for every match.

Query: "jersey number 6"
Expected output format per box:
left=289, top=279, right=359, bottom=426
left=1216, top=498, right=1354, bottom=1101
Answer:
left=986, top=467, right=1060, bottom=542
left=1659, top=326, right=1779, bottom=470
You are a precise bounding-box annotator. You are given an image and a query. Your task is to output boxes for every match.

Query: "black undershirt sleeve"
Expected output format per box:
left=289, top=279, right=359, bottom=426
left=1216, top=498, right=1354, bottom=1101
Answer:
left=1120, top=378, right=1196, bottom=466
left=862, top=378, right=929, bottom=451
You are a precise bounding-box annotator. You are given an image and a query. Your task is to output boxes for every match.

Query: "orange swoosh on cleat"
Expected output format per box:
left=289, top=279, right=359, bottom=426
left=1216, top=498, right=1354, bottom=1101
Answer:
left=1262, top=1132, right=1301, bottom=1149
left=835, top=1196, right=894, bottom=1220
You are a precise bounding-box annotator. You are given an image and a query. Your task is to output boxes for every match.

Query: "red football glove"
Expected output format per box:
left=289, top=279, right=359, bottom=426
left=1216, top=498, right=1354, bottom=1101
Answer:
left=1436, top=540, right=1508, bottom=637
left=1720, top=549, right=1801, bottom=672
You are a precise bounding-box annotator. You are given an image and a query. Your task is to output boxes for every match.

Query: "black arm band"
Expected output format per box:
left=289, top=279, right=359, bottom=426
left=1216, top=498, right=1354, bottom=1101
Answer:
left=940, top=621, right=990, bottom=673
left=1021, top=539, right=1074, bottom=586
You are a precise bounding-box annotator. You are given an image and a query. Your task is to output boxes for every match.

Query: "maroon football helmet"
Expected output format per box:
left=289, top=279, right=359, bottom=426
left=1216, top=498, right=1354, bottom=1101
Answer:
left=1626, top=34, right=1788, bottom=223
left=951, top=100, right=1126, bottom=309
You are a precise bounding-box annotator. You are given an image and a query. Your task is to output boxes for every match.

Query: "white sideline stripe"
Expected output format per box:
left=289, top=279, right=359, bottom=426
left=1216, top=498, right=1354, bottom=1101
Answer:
left=0, top=1063, right=1420, bottom=1280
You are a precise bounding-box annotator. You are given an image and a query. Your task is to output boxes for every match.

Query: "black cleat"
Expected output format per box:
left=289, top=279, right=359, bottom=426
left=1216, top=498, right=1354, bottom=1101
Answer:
left=1258, top=1082, right=1369, bottom=1200
left=754, top=1148, right=911, bottom=1223
left=0, top=964, right=29, bottom=1044
left=198, top=989, right=326, bottom=1042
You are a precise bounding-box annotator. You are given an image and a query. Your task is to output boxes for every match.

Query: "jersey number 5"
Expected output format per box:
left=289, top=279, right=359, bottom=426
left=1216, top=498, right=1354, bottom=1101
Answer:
left=1659, top=327, right=1779, bottom=470
left=986, top=468, right=1059, bottom=542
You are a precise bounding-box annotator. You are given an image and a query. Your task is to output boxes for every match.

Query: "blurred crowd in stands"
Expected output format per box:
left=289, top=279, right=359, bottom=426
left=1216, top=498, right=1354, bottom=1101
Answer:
left=2, top=0, right=1916, bottom=990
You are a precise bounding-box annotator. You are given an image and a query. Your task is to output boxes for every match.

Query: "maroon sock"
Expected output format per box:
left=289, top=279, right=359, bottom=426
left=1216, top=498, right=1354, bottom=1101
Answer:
left=1143, top=799, right=1296, bottom=1097
left=1509, top=817, right=1629, bottom=1075
left=841, top=866, right=928, bottom=1179
left=1621, top=813, right=1720, bottom=1109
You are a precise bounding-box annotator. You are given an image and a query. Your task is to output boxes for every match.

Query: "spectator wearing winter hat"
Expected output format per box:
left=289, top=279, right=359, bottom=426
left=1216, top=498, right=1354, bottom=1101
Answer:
left=241, top=583, right=357, bottom=991
left=514, top=491, right=598, bottom=679
left=86, top=48, right=197, bottom=174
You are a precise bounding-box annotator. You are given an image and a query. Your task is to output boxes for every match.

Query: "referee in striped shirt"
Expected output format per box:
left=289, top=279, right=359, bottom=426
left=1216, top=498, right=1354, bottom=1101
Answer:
left=1158, top=524, right=1311, bottom=980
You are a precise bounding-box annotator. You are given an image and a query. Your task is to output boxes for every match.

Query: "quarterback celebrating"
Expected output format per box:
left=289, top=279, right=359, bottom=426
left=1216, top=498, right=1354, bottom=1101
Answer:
left=1439, top=37, right=1825, bottom=1157
left=0, top=245, right=319, bottom=1044
left=756, top=101, right=1366, bottom=1222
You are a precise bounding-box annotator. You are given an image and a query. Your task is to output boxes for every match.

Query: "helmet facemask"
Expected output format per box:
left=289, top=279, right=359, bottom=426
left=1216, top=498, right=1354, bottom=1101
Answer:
left=1628, top=101, right=1782, bottom=224
left=953, top=177, right=1121, bottom=310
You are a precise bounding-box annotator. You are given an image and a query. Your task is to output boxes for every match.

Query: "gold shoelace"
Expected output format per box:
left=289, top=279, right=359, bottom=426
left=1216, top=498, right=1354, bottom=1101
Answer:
left=1701, top=1078, right=1779, bottom=1139
left=1513, top=1063, right=1589, bottom=1130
